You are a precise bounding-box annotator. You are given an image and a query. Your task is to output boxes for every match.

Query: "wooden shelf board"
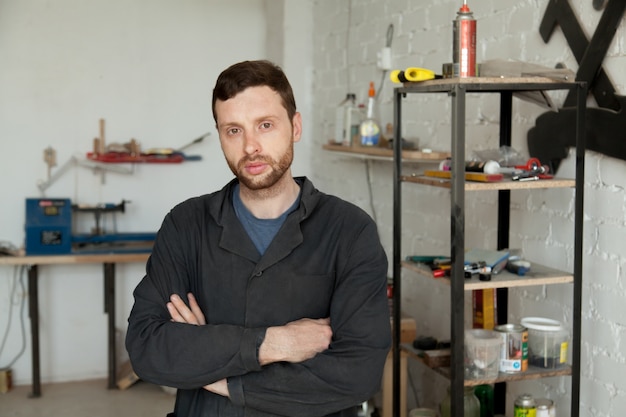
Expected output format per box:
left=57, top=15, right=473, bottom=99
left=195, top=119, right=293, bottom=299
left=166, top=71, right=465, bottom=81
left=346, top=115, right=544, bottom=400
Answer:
left=399, top=76, right=576, bottom=93
left=401, top=175, right=575, bottom=190
left=323, top=144, right=449, bottom=162
left=400, top=343, right=571, bottom=386
left=401, top=261, right=573, bottom=290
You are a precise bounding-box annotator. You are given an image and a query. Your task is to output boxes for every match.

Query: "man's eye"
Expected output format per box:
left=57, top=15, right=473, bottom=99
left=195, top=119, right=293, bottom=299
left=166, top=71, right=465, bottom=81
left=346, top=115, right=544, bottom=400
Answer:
left=227, top=128, right=240, bottom=135
left=261, top=122, right=272, bottom=129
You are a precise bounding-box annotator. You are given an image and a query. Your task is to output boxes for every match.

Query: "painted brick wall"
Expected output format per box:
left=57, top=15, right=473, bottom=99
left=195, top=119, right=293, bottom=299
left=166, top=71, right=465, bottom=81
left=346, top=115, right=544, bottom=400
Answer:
left=310, top=0, right=626, bottom=415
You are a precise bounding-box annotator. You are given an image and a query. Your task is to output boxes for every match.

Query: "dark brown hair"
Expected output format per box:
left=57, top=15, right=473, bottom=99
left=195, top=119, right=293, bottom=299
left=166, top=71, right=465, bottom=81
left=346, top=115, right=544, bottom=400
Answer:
left=211, top=60, right=297, bottom=123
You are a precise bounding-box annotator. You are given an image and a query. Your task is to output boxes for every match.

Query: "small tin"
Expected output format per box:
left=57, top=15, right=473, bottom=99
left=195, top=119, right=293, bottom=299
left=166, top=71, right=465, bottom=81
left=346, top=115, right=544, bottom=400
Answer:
left=495, top=323, right=528, bottom=373
left=535, top=398, right=555, bottom=417
left=514, top=394, right=536, bottom=417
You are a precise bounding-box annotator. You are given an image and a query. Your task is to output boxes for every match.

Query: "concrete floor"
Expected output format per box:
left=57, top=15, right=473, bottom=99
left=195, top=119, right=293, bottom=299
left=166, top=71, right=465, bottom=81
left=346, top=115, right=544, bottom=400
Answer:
left=1, top=379, right=176, bottom=417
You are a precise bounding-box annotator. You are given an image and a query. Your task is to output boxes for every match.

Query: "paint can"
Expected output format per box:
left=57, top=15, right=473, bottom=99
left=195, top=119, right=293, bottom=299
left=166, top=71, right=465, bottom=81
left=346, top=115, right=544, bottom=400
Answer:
left=494, top=323, right=528, bottom=373
left=535, top=398, right=555, bottom=417
left=514, top=394, right=536, bottom=417
left=452, top=1, right=477, bottom=77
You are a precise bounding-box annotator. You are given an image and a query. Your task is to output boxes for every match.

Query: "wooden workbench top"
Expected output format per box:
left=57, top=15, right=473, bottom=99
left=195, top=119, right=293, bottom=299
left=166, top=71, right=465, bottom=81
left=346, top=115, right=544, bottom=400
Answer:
left=0, top=252, right=150, bottom=266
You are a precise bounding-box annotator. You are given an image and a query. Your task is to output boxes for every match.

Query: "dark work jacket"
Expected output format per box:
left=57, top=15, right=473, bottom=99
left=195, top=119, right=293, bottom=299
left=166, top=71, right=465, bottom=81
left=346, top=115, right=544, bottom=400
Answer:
left=126, top=177, right=391, bottom=417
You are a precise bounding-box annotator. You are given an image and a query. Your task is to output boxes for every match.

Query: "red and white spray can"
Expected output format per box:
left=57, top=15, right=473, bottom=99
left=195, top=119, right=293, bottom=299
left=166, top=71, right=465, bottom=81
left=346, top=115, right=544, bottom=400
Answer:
left=452, top=0, right=476, bottom=77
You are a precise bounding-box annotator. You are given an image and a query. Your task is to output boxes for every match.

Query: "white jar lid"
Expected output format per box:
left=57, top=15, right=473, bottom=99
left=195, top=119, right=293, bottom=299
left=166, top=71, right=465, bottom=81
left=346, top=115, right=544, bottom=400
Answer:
left=521, top=317, right=563, bottom=331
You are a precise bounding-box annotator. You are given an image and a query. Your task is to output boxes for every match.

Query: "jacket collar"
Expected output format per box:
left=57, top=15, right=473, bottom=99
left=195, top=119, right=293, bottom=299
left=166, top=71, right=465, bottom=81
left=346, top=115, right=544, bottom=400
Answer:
left=211, top=177, right=321, bottom=267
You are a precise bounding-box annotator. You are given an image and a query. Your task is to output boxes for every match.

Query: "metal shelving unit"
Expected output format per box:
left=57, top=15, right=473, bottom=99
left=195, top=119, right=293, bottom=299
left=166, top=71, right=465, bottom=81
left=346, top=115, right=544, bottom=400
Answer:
left=391, top=77, right=587, bottom=417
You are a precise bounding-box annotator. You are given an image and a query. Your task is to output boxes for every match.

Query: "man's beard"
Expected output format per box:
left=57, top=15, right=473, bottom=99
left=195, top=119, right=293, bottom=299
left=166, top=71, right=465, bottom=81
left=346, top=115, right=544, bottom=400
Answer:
left=228, top=143, right=294, bottom=191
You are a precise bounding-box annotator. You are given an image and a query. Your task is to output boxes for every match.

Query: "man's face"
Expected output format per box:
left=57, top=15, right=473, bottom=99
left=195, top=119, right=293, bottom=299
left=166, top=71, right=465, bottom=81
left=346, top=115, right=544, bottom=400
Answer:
left=215, top=86, right=302, bottom=191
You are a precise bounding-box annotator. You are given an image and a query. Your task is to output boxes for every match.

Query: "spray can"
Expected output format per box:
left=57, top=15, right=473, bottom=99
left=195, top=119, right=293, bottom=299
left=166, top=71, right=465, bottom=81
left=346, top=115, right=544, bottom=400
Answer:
left=452, top=0, right=477, bottom=77
left=514, top=394, right=536, bottom=417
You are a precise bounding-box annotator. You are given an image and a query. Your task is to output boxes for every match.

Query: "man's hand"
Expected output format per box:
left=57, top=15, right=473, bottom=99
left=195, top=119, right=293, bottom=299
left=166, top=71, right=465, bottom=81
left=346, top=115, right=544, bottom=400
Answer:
left=167, top=293, right=229, bottom=397
left=203, top=379, right=229, bottom=398
left=259, top=318, right=332, bottom=365
left=167, top=293, right=206, bottom=325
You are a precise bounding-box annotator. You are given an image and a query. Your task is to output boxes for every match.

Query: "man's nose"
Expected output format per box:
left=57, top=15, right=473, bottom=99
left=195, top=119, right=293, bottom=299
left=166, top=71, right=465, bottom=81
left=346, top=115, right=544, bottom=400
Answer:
left=243, top=131, right=261, bottom=155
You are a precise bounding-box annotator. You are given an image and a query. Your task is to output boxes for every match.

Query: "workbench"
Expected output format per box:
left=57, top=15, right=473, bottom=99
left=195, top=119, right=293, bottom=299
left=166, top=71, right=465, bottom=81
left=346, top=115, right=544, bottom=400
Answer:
left=0, top=253, right=150, bottom=397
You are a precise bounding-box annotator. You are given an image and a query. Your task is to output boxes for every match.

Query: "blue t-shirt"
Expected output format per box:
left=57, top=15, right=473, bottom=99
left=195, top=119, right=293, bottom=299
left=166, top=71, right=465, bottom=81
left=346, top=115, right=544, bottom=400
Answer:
left=233, top=184, right=300, bottom=255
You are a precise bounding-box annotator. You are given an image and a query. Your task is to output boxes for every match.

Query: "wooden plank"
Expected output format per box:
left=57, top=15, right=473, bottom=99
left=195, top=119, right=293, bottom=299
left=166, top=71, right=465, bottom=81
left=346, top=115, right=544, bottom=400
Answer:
left=322, top=144, right=449, bottom=161
left=0, top=253, right=150, bottom=266
left=423, top=170, right=504, bottom=183
left=402, top=175, right=575, bottom=191
left=400, top=76, right=576, bottom=92
left=382, top=351, right=408, bottom=417
left=401, top=261, right=573, bottom=289
left=400, top=343, right=571, bottom=386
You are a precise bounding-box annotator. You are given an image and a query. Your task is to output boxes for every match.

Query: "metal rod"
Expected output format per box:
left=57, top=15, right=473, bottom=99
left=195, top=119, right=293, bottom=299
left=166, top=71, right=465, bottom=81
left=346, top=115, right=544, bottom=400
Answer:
left=494, top=91, right=513, bottom=415
left=392, top=87, right=403, bottom=417
left=450, top=84, right=466, bottom=417
left=104, top=263, right=117, bottom=389
left=27, top=265, right=41, bottom=398
left=571, top=80, right=587, bottom=417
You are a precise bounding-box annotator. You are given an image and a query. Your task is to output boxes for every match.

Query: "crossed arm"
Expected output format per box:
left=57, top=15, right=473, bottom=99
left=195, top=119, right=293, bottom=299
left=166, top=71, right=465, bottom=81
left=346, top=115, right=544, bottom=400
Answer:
left=166, top=292, right=333, bottom=397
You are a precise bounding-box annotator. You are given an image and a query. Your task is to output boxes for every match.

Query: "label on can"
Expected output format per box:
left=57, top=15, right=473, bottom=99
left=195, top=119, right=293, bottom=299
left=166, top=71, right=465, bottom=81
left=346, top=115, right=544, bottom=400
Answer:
left=495, top=324, right=528, bottom=373
left=514, top=394, right=536, bottom=417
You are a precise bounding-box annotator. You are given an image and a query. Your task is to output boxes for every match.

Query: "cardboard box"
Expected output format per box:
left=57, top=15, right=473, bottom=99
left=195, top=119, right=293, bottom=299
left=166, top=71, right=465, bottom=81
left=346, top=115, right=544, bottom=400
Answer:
left=423, top=349, right=451, bottom=368
left=116, top=360, right=140, bottom=390
left=473, top=289, right=497, bottom=329
left=0, top=368, right=12, bottom=394
left=398, top=316, right=417, bottom=344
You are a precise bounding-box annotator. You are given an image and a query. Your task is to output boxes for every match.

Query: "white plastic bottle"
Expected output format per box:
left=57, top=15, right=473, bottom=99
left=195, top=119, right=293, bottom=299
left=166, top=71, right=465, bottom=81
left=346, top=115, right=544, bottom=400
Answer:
left=335, top=93, right=357, bottom=146
left=359, top=82, right=381, bottom=146
left=345, top=96, right=362, bottom=146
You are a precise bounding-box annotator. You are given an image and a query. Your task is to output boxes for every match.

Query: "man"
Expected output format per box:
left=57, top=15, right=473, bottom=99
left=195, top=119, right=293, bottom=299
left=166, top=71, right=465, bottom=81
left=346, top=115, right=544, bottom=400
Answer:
left=126, top=60, right=391, bottom=417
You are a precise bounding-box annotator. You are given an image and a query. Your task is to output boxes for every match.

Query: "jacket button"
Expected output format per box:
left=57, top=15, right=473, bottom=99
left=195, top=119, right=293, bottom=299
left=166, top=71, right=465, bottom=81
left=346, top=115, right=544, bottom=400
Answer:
left=254, top=271, right=262, bottom=277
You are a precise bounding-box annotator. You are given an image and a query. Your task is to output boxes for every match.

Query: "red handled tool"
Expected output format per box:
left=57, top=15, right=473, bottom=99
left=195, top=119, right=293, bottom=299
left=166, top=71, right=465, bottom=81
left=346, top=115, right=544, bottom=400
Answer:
left=512, top=157, right=553, bottom=180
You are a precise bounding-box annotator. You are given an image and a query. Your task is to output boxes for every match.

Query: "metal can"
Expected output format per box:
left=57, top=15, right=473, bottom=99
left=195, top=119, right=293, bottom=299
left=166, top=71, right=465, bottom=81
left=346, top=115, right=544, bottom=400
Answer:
left=452, top=1, right=477, bottom=77
left=514, top=394, right=536, bottom=417
left=535, top=398, right=555, bottom=417
left=495, top=323, right=528, bottom=373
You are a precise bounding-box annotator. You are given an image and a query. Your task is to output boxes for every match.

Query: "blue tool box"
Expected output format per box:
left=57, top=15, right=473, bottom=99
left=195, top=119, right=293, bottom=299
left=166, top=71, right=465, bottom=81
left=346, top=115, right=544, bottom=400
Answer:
left=25, top=198, right=73, bottom=255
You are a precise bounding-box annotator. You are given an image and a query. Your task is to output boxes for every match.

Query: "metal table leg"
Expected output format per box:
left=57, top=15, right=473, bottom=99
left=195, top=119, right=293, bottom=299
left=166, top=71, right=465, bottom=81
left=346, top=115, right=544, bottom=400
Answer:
left=104, top=263, right=116, bottom=389
left=27, top=265, right=41, bottom=398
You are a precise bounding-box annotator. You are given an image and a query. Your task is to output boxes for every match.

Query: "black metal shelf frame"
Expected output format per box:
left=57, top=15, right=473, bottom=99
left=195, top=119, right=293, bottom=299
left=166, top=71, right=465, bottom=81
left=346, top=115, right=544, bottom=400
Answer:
left=391, top=78, right=587, bottom=417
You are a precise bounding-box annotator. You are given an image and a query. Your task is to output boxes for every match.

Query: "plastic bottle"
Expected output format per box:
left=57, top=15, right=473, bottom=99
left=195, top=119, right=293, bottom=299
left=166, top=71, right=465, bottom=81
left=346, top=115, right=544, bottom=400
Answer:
left=359, top=82, right=381, bottom=146
left=335, top=93, right=358, bottom=146
left=346, top=94, right=362, bottom=146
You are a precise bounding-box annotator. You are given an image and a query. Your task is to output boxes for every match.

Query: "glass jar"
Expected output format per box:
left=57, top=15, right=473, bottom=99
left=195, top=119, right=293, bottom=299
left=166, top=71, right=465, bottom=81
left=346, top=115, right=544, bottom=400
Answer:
left=440, top=386, right=481, bottom=417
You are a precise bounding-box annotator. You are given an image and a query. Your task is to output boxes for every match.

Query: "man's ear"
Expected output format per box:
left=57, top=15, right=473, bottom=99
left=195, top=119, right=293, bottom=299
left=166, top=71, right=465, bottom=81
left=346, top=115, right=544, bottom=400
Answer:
left=292, top=112, right=302, bottom=143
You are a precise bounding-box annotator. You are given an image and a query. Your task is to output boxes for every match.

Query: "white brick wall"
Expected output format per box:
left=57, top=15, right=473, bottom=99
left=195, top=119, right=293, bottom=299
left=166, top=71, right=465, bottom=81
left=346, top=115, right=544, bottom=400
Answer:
left=311, top=0, right=626, bottom=415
